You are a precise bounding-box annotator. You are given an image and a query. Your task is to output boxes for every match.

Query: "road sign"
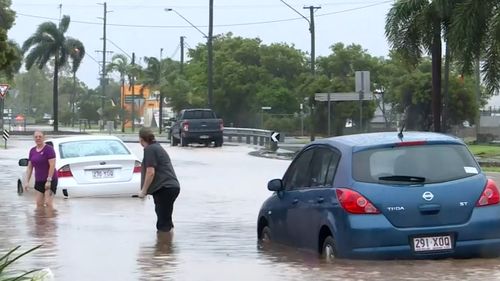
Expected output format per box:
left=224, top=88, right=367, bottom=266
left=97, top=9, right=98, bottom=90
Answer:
left=315, top=92, right=373, bottom=102
left=271, top=131, right=280, bottom=142
left=0, top=84, right=9, bottom=99
left=355, top=71, right=370, bottom=94
left=3, top=129, right=9, bottom=141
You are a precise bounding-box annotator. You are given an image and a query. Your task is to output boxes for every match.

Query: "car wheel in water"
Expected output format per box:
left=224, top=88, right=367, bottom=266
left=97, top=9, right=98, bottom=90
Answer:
left=261, top=226, right=272, bottom=243
left=180, top=136, right=188, bottom=147
left=17, top=180, right=23, bottom=195
left=214, top=137, right=223, bottom=147
left=170, top=133, right=178, bottom=146
left=321, top=236, right=337, bottom=261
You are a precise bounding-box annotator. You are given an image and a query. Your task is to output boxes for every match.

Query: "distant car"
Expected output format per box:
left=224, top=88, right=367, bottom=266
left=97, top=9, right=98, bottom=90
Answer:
left=257, top=131, right=500, bottom=259
left=17, top=135, right=141, bottom=198
left=169, top=108, right=224, bottom=147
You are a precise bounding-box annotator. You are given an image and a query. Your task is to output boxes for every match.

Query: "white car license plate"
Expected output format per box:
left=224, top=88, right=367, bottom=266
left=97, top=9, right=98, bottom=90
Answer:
left=413, top=235, right=452, bottom=252
left=92, top=169, right=114, bottom=179
left=200, top=135, right=209, bottom=139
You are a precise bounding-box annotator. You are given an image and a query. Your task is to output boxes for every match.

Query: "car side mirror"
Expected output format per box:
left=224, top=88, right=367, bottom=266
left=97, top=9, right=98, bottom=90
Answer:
left=18, top=158, right=28, bottom=167
left=267, top=179, right=284, bottom=192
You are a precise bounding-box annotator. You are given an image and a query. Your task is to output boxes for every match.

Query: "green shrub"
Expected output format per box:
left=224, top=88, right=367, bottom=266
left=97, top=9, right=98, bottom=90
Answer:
left=0, top=245, right=42, bottom=281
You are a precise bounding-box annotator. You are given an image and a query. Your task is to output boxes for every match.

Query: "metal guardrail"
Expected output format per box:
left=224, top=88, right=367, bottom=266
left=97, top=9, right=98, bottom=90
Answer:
left=223, top=127, right=276, bottom=149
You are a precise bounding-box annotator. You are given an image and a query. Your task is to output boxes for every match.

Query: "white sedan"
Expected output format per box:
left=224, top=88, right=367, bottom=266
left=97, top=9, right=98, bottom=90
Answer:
left=17, top=135, right=141, bottom=198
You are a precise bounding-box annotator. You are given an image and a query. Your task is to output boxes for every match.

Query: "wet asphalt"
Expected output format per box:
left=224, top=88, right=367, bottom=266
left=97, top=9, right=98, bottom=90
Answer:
left=2, top=138, right=500, bottom=280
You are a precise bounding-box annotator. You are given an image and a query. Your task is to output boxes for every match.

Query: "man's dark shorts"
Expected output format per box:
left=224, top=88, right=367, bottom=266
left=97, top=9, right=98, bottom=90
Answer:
left=34, top=180, right=57, bottom=194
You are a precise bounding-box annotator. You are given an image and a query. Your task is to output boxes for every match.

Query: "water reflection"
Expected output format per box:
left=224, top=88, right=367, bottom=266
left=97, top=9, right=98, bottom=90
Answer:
left=137, top=231, right=177, bottom=281
left=5, top=141, right=500, bottom=280
left=29, top=207, right=58, bottom=269
left=257, top=242, right=500, bottom=281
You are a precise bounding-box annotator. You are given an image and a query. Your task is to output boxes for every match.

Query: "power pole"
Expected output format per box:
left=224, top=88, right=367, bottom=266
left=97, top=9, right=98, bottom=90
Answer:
left=304, top=5, right=320, bottom=141
left=159, top=48, right=163, bottom=135
left=207, top=0, right=214, bottom=109
left=180, top=36, right=185, bottom=74
left=131, top=52, right=136, bottom=133
left=98, top=2, right=110, bottom=130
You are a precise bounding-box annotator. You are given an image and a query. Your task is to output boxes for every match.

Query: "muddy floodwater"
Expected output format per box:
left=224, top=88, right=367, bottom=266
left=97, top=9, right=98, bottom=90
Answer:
left=2, top=138, right=500, bottom=280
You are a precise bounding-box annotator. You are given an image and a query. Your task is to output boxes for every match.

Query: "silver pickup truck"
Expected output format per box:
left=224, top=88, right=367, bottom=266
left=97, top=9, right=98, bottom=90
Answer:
left=169, top=108, right=224, bottom=147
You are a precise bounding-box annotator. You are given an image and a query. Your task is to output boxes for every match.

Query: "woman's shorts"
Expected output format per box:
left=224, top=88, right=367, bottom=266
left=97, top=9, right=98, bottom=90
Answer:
left=34, top=180, right=57, bottom=195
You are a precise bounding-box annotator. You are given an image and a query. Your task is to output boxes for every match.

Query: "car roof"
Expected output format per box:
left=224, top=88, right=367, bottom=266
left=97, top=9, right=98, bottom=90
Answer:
left=46, top=135, right=125, bottom=145
left=311, top=131, right=465, bottom=152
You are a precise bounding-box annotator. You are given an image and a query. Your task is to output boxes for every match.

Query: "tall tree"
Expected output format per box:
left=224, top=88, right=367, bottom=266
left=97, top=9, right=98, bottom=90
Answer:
left=450, top=0, right=500, bottom=95
left=22, top=15, right=84, bottom=132
left=386, top=0, right=447, bottom=132
left=0, top=0, right=21, bottom=80
left=107, top=54, right=129, bottom=132
left=67, top=39, right=85, bottom=127
left=141, top=56, right=163, bottom=131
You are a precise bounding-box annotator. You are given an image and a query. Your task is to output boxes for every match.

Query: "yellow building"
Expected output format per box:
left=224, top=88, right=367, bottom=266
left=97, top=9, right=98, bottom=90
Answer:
left=121, top=84, right=159, bottom=128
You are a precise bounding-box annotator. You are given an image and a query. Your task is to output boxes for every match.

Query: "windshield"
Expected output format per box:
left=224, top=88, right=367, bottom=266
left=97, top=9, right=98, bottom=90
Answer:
left=59, top=140, right=131, bottom=159
left=352, top=144, right=480, bottom=184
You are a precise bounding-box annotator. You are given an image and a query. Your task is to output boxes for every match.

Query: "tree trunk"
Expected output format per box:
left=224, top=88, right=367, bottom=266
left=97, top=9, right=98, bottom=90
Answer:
left=431, top=21, right=442, bottom=133
left=442, top=44, right=450, bottom=132
left=71, top=72, right=76, bottom=127
left=53, top=55, right=59, bottom=132
left=121, top=77, right=125, bottom=133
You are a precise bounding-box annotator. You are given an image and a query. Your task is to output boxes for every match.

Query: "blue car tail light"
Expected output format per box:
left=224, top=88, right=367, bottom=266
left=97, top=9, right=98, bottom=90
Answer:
left=336, top=188, right=380, bottom=214
left=476, top=179, right=500, bottom=207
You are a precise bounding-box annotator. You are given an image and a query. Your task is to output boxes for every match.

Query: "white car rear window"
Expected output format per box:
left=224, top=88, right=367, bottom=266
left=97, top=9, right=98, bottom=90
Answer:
left=59, top=140, right=130, bottom=159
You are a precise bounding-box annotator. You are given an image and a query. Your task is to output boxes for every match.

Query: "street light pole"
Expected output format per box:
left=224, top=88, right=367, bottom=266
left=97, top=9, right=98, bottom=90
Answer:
left=280, top=1, right=320, bottom=141
left=165, top=7, right=213, bottom=108
left=159, top=48, right=163, bottom=135
left=207, top=0, right=214, bottom=109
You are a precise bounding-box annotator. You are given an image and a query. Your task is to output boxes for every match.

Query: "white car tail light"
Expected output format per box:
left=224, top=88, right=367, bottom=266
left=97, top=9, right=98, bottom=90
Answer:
left=133, top=161, right=141, bottom=173
left=58, top=165, right=73, bottom=178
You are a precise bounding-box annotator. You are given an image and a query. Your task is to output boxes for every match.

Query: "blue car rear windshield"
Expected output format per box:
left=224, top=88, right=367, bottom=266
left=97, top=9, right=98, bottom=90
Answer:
left=352, top=144, right=480, bottom=184
left=59, top=140, right=130, bottom=159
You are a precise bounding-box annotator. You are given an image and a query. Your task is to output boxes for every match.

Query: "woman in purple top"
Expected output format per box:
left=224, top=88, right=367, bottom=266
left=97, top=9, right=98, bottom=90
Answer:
left=24, top=130, right=58, bottom=208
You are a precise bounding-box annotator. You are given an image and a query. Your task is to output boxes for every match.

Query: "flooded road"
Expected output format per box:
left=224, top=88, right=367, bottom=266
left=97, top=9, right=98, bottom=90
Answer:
left=2, top=138, right=500, bottom=280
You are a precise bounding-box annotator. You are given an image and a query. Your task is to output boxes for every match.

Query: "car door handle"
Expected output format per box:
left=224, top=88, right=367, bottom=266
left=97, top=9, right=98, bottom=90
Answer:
left=317, top=197, right=325, bottom=203
left=292, top=199, right=299, bottom=205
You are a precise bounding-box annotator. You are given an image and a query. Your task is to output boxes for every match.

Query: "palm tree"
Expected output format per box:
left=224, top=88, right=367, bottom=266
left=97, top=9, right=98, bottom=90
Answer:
left=67, top=40, right=85, bottom=127
left=141, top=56, right=163, bottom=133
left=127, top=61, right=142, bottom=133
left=22, top=15, right=84, bottom=132
left=107, top=54, right=130, bottom=132
left=450, top=0, right=500, bottom=95
left=385, top=0, right=451, bottom=132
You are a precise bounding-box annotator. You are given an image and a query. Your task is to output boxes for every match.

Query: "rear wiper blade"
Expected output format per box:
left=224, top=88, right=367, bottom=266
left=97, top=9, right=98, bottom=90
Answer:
left=378, top=175, right=426, bottom=183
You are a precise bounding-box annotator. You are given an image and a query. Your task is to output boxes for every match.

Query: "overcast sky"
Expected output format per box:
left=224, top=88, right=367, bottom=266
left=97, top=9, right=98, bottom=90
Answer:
left=9, top=0, right=394, bottom=89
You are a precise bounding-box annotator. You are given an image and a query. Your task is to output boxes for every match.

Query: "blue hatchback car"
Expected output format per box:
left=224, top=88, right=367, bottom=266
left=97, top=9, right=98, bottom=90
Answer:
left=257, top=132, right=500, bottom=259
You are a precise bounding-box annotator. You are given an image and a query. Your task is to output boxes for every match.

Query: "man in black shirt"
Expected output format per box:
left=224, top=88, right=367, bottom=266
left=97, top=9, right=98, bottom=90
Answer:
left=138, top=127, right=180, bottom=232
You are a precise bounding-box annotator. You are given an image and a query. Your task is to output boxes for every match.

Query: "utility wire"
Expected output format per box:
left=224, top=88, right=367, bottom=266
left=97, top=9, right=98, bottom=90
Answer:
left=85, top=52, right=100, bottom=65
left=15, top=1, right=392, bottom=29
left=106, top=38, right=132, bottom=59
left=15, top=1, right=385, bottom=9
left=170, top=44, right=180, bottom=59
